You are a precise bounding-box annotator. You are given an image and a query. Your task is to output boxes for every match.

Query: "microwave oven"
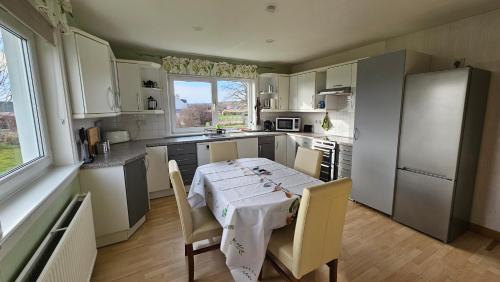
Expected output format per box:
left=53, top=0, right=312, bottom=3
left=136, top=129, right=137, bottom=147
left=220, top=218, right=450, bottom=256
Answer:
left=276, top=117, right=301, bottom=131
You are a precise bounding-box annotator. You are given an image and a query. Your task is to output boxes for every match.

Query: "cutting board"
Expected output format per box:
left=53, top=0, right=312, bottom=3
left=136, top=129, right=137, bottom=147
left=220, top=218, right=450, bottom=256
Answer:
left=87, top=127, right=100, bottom=156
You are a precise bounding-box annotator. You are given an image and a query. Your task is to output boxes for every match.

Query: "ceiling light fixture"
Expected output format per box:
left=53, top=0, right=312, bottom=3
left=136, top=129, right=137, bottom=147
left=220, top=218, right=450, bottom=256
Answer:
left=192, top=26, right=203, bottom=31
left=265, top=39, right=274, bottom=43
left=266, top=5, right=276, bottom=13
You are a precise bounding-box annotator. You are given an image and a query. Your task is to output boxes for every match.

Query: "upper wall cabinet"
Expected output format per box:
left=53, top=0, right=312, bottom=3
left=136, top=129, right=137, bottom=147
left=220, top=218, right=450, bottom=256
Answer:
left=297, top=72, right=316, bottom=110
left=63, top=28, right=120, bottom=119
left=116, top=60, right=164, bottom=114
left=326, top=64, right=353, bottom=89
left=258, top=73, right=290, bottom=110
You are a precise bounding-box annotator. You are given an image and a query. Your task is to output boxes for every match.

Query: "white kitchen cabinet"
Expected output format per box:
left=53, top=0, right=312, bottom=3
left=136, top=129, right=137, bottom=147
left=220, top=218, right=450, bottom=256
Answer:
left=79, top=158, right=150, bottom=247
left=236, top=138, right=258, bottom=158
left=146, top=146, right=170, bottom=198
left=289, top=75, right=298, bottom=110
left=286, top=135, right=297, bottom=168
left=197, top=142, right=210, bottom=166
left=63, top=28, right=119, bottom=119
left=297, top=72, right=316, bottom=110
left=117, top=62, right=142, bottom=112
left=197, top=138, right=257, bottom=165
left=275, top=135, right=287, bottom=165
left=278, top=76, right=290, bottom=110
left=326, top=64, right=353, bottom=89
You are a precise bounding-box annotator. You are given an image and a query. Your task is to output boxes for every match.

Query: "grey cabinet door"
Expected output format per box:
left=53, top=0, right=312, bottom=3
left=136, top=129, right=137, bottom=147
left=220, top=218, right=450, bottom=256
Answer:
left=350, top=50, right=406, bottom=215
left=124, top=158, right=150, bottom=227
left=393, top=169, right=455, bottom=241
left=259, top=143, right=275, bottom=160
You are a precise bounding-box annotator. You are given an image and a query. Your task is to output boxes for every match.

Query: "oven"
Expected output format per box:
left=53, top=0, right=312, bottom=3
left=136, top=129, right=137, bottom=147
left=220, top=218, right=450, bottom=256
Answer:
left=313, top=138, right=338, bottom=182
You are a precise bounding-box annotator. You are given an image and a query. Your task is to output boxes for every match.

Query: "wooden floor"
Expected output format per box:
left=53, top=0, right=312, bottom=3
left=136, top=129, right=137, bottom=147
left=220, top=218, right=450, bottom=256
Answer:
left=91, top=196, right=500, bottom=281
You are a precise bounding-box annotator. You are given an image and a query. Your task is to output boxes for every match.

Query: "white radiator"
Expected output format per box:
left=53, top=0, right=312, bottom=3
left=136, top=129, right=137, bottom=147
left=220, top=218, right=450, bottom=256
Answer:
left=16, top=193, right=97, bottom=282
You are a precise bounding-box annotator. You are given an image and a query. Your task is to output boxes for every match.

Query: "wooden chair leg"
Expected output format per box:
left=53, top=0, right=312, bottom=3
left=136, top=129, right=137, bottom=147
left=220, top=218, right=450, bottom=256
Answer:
left=327, top=259, right=338, bottom=282
left=185, top=244, right=194, bottom=282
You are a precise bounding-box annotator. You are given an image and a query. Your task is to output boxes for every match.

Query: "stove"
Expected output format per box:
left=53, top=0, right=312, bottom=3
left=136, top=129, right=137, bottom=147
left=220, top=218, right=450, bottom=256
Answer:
left=312, top=138, right=338, bottom=182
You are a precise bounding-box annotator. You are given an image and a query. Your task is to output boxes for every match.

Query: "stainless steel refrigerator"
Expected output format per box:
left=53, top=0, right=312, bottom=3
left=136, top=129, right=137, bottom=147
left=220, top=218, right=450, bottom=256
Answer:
left=393, top=67, right=490, bottom=243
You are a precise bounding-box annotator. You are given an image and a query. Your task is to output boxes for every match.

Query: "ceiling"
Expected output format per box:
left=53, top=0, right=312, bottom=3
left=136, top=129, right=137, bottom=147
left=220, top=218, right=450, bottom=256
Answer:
left=71, top=0, right=500, bottom=64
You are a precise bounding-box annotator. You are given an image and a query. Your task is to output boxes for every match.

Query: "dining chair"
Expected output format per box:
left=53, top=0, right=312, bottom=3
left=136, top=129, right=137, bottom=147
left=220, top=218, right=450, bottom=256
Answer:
left=293, top=146, right=323, bottom=178
left=209, top=140, right=238, bottom=163
left=261, top=178, right=352, bottom=282
left=168, top=160, right=223, bottom=282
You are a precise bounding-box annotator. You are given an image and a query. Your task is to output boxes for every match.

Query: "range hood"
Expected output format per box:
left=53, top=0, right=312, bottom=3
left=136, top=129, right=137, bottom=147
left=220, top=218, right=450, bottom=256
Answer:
left=318, top=86, right=352, bottom=96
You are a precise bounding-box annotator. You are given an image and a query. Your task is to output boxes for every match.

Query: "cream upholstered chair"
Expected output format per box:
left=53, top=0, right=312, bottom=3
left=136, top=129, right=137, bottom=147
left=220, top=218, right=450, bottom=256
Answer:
left=209, top=140, right=238, bottom=163
left=168, top=160, right=222, bottom=282
left=294, top=146, right=323, bottom=179
left=262, top=178, right=352, bottom=282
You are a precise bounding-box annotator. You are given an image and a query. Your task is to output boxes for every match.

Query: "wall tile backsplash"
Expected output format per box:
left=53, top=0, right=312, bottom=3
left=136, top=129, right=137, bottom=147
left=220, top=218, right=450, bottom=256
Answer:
left=261, top=109, right=355, bottom=137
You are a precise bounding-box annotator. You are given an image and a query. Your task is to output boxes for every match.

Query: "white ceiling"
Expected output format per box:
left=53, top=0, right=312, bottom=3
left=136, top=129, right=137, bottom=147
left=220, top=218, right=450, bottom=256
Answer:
left=71, top=0, right=500, bottom=64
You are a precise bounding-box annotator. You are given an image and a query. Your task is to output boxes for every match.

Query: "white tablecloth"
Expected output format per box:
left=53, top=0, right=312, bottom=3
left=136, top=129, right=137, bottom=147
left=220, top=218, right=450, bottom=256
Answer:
left=188, top=158, right=323, bottom=281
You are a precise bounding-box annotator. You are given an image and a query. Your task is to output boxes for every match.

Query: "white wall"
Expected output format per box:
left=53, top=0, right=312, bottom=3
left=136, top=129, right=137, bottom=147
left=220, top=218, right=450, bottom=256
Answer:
left=292, top=9, right=500, bottom=232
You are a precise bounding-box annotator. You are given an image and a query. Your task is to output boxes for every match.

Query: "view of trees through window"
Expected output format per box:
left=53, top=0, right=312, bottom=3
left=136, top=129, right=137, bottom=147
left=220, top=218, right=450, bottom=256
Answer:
left=173, top=79, right=249, bottom=130
left=0, top=25, right=43, bottom=176
left=0, top=30, right=21, bottom=175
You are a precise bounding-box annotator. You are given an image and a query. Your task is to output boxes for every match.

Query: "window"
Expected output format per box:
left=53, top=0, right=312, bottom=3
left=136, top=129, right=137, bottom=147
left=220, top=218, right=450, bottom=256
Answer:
left=170, top=76, right=252, bottom=133
left=0, top=11, right=49, bottom=197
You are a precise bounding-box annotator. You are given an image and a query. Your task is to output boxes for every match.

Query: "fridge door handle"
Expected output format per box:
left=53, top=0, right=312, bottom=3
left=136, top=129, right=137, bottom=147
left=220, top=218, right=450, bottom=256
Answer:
left=400, top=167, right=452, bottom=181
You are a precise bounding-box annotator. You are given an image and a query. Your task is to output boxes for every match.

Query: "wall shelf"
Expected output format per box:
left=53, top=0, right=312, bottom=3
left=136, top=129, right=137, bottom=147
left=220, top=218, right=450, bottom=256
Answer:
left=121, top=110, right=165, bottom=115
left=261, top=109, right=327, bottom=113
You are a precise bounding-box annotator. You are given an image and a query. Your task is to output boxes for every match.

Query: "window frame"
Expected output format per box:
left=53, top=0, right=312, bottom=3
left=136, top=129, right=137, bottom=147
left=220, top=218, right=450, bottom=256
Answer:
left=0, top=9, right=52, bottom=200
left=168, top=74, right=254, bottom=134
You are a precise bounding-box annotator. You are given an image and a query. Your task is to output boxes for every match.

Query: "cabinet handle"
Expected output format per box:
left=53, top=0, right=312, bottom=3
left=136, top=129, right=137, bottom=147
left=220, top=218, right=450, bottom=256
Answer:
left=258, top=145, right=262, bottom=155
left=137, top=93, right=141, bottom=110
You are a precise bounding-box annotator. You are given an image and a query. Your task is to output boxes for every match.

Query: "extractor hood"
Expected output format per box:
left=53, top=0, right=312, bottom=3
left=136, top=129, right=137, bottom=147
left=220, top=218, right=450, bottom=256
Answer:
left=318, top=86, right=352, bottom=95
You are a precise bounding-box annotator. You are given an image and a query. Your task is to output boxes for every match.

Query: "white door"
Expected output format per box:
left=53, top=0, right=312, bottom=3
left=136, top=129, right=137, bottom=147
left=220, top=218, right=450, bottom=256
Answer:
left=197, top=142, right=211, bottom=166
left=297, top=72, right=315, bottom=110
left=75, top=34, right=115, bottom=114
left=275, top=135, right=287, bottom=165
left=117, top=62, right=142, bottom=112
left=236, top=138, right=258, bottom=158
left=326, top=64, right=352, bottom=89
left=278, top=76, right=289, bottom=110
left=146, top=146, right=170, bottom=193
left=286, top=135, right=297, bottom=168
left=289, top=75, right=298, bottom=110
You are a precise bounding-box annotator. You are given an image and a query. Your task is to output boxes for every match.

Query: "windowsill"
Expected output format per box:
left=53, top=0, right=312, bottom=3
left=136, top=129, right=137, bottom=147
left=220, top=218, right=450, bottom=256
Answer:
left=0, top=164, right=80, bottom=257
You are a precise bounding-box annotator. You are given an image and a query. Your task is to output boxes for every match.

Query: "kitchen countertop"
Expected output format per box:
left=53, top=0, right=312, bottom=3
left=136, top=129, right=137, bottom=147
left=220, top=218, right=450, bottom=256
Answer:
left=81, top=131, right=352, bottom=169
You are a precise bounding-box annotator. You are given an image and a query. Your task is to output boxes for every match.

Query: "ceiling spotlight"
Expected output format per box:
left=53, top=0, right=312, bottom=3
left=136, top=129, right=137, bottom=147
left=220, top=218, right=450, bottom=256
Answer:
left=192, top=26, right=203, bottom=31
left=266, top=5, right=276, bottom=13
left=265, top=39, right=274, bottom=43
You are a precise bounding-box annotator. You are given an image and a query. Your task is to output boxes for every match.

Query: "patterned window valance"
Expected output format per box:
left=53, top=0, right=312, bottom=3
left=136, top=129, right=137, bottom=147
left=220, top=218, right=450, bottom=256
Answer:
left=162, top=56, right=258, bottom=79
left=29, top=0, right=72, bottom=32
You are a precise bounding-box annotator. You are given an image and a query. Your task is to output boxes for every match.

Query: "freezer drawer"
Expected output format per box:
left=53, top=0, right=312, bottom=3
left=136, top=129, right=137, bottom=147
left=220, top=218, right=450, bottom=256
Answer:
left=393, top=169, right=455, bottom=242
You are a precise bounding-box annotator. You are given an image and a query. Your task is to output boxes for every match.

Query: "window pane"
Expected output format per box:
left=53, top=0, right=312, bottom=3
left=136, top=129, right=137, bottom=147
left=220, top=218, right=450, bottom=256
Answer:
left=0, top=25, right=42, bottom=176
left=216, top=80, right=249, bottom=128
left=173, top=80, right=212, bottom=129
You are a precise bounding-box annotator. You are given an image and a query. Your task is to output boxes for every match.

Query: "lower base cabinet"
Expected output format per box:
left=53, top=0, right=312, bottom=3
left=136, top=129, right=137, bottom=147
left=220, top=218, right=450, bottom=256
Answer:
left=197, top=138, right=258, bottom=166
left=79, top=157, right=150, bottom=247
left=275, top=135, right=287, bottom=165
left=146, top=146, right=171, bottom=199
left=258, top=136, right=275, bottom=161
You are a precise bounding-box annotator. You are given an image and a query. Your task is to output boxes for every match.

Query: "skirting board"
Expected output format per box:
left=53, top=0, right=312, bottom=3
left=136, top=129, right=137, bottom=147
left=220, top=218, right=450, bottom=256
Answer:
left=149, top=189, right=174, bottom=199
left=96, top=216, right=146, bottom=247
left=469, top=223, right=500, bottom=241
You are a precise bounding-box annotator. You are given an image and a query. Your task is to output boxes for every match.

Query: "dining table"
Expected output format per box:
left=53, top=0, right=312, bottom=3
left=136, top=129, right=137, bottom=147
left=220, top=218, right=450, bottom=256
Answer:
left=188, top=158, right=323, bottom=281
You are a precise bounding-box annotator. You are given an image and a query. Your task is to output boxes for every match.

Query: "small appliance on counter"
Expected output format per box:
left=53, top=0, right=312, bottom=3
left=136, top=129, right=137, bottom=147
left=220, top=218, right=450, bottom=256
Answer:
left=276, top=117, right=300, bottom=132
left=303, top=124, right=313, bottom=133
left=105, top=130, right=130, bottom=144
left=263, top=120, right=275, bottom=131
